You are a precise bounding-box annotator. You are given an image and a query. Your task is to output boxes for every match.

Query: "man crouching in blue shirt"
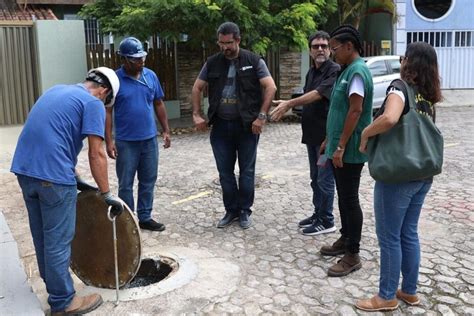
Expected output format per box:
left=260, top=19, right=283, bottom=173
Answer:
left=11, top=67, right=124, bottom=315
left=105, top=37, right=171, bottom=232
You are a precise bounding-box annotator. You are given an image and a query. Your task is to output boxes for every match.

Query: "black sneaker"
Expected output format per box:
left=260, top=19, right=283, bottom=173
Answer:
left=239, top=210, right=252, bottom=229
left=298, top=213, right=318, bottom=228
left=302, top=223, right=337, bottom=236
left=216, top=212, right=239, bottom=228
left=139, top=219, right=166, bottom=232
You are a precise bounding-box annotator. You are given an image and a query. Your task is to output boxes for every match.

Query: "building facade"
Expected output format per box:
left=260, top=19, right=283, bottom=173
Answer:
left=396, top=0, right=474, bottom=89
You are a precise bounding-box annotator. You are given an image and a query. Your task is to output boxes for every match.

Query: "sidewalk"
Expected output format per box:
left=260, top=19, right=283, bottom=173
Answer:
left=0, top=211, right=43, bottom=315
left=438, top=89, right=474, bottom=107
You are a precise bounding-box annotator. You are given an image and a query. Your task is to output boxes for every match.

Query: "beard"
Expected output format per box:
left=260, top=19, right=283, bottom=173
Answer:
left=222, top=48, right=237, bottom=59
left=315, top=55, right=328, bottom=64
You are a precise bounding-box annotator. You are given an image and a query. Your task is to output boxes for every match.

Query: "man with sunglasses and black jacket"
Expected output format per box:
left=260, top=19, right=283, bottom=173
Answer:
left=271, top=31, right=340, bottom=237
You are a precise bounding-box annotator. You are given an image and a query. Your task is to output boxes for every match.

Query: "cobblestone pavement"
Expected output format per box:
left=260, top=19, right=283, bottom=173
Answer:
left=0, top=105, right=473, bottom=315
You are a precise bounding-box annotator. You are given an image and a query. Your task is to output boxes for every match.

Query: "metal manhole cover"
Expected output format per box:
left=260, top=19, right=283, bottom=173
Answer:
left=71, top=191, right=142, bottom=289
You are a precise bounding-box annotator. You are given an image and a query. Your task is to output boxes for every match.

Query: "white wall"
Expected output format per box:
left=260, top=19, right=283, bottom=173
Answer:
left=34, top=20, right=87, bottom=93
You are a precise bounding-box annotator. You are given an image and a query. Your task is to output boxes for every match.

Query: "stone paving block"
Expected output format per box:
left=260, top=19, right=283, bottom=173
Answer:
left=0, top=106, right=473, bottom=314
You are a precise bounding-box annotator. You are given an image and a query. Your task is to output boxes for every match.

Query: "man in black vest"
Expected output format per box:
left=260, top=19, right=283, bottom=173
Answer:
left=192, top=22, right=277, bottom=229
left=271, top=31, right=340, bottom=236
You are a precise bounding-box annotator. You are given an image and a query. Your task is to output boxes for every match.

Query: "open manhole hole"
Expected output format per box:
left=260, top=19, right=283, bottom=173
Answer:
left=124, top=256, right=178, bottom=288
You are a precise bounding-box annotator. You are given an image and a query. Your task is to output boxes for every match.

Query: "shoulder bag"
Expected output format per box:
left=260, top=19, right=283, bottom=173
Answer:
left=367, top=79, right=444, bottom=183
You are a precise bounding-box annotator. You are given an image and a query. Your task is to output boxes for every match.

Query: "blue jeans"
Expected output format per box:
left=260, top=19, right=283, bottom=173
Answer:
left=210, top=118, right=259, bottom=215
left=17, top=175, right=76, bottom=312
left=116, top=137, right=158, bottom=222
left=306, top=144, right=335, bottom=226
left=374, top=180, right=432, bottom=300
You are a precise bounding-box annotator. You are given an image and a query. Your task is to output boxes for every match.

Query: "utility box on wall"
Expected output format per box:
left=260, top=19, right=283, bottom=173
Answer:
left=380, top=40, right=392, bottom=55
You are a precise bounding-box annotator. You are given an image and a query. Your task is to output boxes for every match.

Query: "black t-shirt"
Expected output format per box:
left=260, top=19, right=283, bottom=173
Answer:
left=377, top=79, right=436, bottom=122
left=301, top=60, right=340, bottom=145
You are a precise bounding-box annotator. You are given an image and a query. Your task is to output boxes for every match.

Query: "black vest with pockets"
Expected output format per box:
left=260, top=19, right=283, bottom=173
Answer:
left=206, top=49, right=263, bottom=131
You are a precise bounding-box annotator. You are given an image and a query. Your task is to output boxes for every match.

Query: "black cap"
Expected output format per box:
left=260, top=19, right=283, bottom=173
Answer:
left=85, top=71, right=112, bottom=90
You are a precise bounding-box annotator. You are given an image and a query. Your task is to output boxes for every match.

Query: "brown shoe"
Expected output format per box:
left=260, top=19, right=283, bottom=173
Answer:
left=327, top=252, right=361, bottom=277
left=52, top=294, right=103, bottom=315
left=397, top=289, right=420, bottom=306
left=320, top=235, right=346, bottom=256
left=355, top=295, right=399, bottom=312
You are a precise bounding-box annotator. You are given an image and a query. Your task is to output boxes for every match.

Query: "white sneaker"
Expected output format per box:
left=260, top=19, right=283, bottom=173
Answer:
left=302, top=223, right=336, bottom=236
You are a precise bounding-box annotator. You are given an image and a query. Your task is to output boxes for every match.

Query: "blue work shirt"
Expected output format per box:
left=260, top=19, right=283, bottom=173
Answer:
left=11, top=84, right=105, bottom=185
left=114, top=66, right=165, bottom=141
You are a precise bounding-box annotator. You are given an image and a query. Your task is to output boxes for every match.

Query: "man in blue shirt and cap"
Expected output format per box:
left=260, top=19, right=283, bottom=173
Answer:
left=11, top=67, right=124, bottom=315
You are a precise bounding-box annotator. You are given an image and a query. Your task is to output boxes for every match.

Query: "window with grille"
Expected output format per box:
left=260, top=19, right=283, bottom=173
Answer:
left=454, top=31, right=473, bottom=47
left=64, top=14, right=104, bottom=49
left=84, top=19, right=103, bottom=49
left=407, top=31, right=474, bottom=48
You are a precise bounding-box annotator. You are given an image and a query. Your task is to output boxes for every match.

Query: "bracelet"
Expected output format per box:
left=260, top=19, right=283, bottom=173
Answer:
left=336, top=146, right=345, bottom=151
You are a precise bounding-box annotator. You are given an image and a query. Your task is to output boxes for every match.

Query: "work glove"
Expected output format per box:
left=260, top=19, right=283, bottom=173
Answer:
left=101, top=191, right=124, bottom=217
left=75, top=176, right=98, bottom=192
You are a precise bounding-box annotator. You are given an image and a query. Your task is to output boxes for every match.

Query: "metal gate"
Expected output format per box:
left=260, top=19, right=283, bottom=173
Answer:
left=0, top=22, right=39, bottom=125
left=407, top=30, right=474, bottom=89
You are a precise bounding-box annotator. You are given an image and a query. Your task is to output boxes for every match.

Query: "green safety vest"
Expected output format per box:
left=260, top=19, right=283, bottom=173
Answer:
left=326, top=57, right=373, bottom=163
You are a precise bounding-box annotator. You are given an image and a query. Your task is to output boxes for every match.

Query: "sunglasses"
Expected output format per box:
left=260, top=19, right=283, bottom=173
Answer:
left=399, top=56, right=407, bottom=63
left=311, top=44, right=329, bottom=50
left=127, top=56, right=146, bottom=64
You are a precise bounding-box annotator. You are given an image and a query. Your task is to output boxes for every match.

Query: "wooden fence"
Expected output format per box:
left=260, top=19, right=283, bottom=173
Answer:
left=86, top=38, right=178, bottom=100
left=363, top=40, right=379, bottom=57
left=265, top=49, right=281, bottom=99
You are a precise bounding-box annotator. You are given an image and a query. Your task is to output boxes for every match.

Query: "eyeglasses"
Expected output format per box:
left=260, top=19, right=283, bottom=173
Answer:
left=399, top=56, right=407, bottom=63
left=311, top=44, right=329, bottom=50
left=127, top=56, right=146, bottom=64
left=217, top=40, right=235, bottom=47
left=330, top=44, right=343, bottom=53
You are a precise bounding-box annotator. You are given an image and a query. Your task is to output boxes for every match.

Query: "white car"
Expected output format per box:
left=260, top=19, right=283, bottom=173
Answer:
left=364, top=55, right=401, bottom=111
left=291, top=55, right=401, bottom=116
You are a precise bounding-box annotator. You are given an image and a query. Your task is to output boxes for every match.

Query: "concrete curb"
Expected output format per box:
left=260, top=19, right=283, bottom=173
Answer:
left=0, top=211, right=43, bottom=315
left=438, top=89, right=474, bottom=107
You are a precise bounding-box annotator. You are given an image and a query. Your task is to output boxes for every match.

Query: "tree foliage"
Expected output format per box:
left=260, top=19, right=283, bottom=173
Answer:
left=80, top=0, right=337, bottom=54
left=337, top=0, right=397, bottom=28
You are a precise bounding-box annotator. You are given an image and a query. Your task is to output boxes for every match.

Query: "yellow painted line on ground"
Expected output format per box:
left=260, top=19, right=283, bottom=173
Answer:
left=445, top=143, right=459, bottom=148
left=261, top=174, right=273, bottom=179
left=172, top=191, right=212, bottom=205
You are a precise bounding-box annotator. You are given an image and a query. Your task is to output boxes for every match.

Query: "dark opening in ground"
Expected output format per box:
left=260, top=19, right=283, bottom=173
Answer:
left=125, top=257, right=176, bottom=288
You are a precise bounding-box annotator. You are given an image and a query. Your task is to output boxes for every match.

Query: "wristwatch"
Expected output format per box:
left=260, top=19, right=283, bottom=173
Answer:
left=258, top=112, right=268, bottom=120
